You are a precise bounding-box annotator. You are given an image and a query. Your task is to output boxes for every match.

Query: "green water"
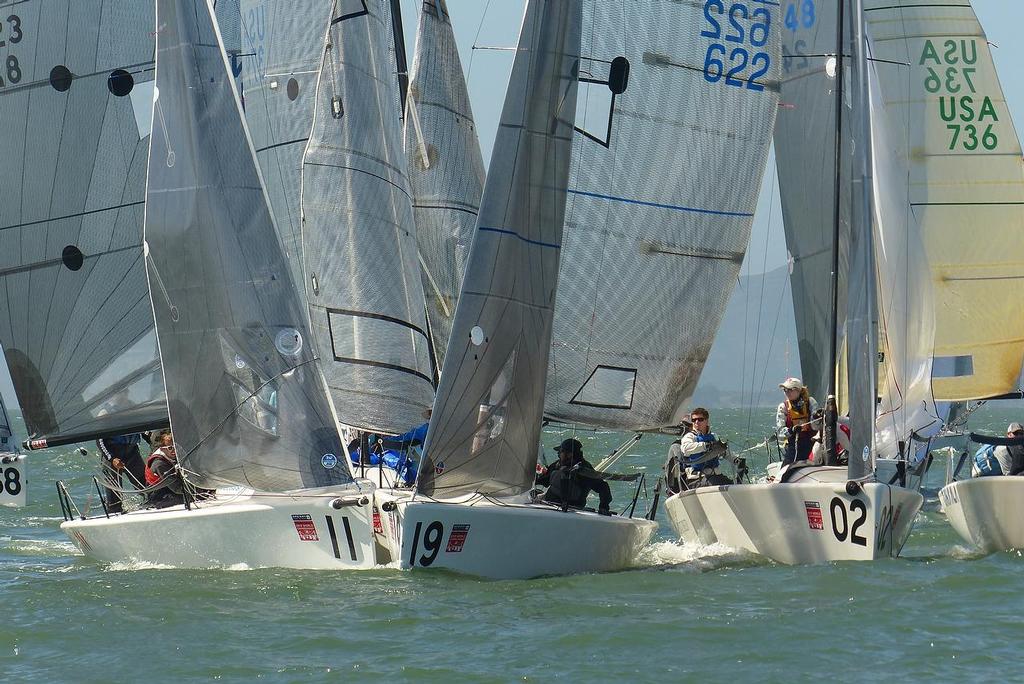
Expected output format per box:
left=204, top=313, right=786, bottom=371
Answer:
left=1, top=406, right=1019, bottom=682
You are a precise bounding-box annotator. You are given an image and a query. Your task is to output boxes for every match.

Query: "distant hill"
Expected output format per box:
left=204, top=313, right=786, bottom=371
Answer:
left=693, top=264, right=798, bottom=408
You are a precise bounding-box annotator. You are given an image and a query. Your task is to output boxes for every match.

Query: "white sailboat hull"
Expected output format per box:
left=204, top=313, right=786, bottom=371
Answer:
left=393, top=497, right=657, bottom=579
left=61, top=485, right=378, bottom=570
left=940, top=477, right=1024, bottom=553
left=664, top=467, right=922, bottom=564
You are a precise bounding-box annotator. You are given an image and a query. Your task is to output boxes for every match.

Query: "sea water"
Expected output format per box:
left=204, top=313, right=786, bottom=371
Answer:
left=1, top=406, right=1019, bottom=682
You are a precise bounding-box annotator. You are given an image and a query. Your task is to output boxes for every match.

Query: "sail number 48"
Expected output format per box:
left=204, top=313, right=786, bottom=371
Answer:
left=830, top=497, right=867, bottom=546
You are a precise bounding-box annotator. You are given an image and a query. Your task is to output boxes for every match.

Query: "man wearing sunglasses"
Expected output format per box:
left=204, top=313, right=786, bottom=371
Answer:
left=675, top=407, right=731, bottom=488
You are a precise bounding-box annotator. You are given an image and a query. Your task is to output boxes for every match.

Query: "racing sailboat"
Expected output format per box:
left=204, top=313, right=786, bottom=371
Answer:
left=381, top=0, right=779, bottom=579
left=58, top=0, right=378, bottom=568
left=664, top=0, right=931, bottom=563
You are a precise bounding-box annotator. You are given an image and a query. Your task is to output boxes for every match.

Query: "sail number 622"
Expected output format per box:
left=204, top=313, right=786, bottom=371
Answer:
left=700, top=1, right=771, bottom=92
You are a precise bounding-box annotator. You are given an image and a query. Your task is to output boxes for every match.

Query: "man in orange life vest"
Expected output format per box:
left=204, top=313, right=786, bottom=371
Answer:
left=775, top=377, right=818, bottom=466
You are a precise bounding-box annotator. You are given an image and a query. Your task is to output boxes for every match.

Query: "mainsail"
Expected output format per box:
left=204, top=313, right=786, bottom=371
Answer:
left=865, top=0, right=1024, bottom=402
left=404, top=0, right=486, bottom=368
left=146, top=0, right=351, bottom=491
left=418, top=0, right=582, bottom=498
left=774, top=0, right=851, bottom=402
left=301, top=0, right=435, bottom=434
left=544, top=0, right=781, bottom=430
left=238, top=0, right=335, bottom=288
left=0, top=1, right=168, bottom=447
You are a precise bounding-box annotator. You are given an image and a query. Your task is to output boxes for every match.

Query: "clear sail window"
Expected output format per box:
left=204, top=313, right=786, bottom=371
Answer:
left=570, top=366, right=637, bottom=409
left=327, top=309, right=434, bottom=385
left=933, top=355, right=975, bottom=378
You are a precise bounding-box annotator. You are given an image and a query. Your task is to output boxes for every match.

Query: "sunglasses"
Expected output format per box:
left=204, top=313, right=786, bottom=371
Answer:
left=691, top=417, right=707, bottom=423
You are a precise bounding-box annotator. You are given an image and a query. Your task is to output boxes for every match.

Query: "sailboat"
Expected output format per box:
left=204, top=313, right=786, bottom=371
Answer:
left=664, top=0, right=932, bottom=563
left=875, top=1, right=1024, bottom=553
left=379, top=0, right=781, bottom=579
left=56, top=0, right=379, bottom=569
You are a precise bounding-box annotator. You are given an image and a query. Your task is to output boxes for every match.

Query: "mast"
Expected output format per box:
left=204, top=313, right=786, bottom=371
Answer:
left=824, top=0, right=847, bottom=463
left=846, top=0, right=877, bottom=479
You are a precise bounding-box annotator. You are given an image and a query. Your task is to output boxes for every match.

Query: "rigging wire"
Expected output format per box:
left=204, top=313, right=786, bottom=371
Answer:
left=465, top=0, right=495, bottom=83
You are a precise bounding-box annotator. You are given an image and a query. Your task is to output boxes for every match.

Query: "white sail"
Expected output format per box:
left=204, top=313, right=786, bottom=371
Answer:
left=867, top=51, right=940, bottom=456
left=0, top=2, right=168, bottom=448
left=301, top=0, right=435, bottom=434
left=238, top=0, right=335, bottom=288
left=417, top=0, right=582, bottom=499
left=404, top=0, right=486, bottom=368
left=0, top=392, right=15, bottom=453
left=544, top=0, right=781, bottom=430
left=865, top=0, right=1024, bottom=402
left=146, top=0, right=352, bottom=491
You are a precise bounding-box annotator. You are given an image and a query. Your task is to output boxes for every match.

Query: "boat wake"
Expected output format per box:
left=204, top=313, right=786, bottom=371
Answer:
left=635, top=540, right=760, bottom=572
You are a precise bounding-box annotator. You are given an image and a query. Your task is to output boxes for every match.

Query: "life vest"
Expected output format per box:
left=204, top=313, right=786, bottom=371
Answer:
left=684, top=431, right=719, bottom=471
left=145, top=447, right=176, bottom=486
left=973, top=444, right=1002, bottom=477
left=784, top=397, right=814, bottom=432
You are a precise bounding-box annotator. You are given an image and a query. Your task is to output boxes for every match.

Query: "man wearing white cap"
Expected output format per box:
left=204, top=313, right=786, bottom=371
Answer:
left=775, top=377, right=818, bottom=465
left=975, top=423, right=1024, bottom=477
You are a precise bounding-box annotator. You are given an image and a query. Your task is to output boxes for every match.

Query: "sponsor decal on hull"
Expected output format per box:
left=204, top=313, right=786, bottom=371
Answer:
left=291, top=513, right=319, bottom=541
left=804, top=501, right=824, bottom=530
left=445, top=524, right=470, bottom=553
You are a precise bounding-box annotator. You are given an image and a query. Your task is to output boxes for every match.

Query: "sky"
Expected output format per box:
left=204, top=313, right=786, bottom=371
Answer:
left=3, top=1, right=1023, bottom=409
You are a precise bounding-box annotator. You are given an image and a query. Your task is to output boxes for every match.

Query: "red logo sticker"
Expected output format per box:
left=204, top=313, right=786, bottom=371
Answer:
left=291, top=514, right=319, bottom=541
left=372, top=507, right=383, bottom=535
left=804, top=501, right=824, bottom=530
left=446, top=524, right=470, bottom=553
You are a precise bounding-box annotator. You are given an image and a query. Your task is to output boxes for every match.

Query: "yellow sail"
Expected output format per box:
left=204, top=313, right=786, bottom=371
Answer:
left=867, top=1, right=1024, bottom=401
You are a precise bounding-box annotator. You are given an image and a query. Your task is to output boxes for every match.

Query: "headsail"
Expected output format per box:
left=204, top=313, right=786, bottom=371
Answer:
left=418, top=0, right=582, bottom=498
left=404, top=0, right=486, bottom=369
left=0, top=1, right=168, bottom=448
left=774, top=0, right=851, bottom=402
left=238, top=0, right=335, bottom=288
left=865, top=1, right=1024, bottom=402
left=146, top=0, right=351, bottom=491
left=301, top=1, right=435, bottom=434
left=544, top=0, right=781, bottom=430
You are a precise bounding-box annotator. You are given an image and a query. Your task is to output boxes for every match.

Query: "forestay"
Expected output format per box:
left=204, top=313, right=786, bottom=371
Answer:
left=544, top=0, right=781, bottom=430
left=0, top=1, right=167, bottom=447
left=418, top=0, right=581, bottom=499
left=238, top=0, right=335, bottom=289
left=774, top=0, right=850, bottom=402
left=865, top=1, right=1024, bottom=402
left=404, top=0, right=486, bottom=369
left=302, top=0, right=434, bottom=434
left=146, top=0, right=351, bottom=491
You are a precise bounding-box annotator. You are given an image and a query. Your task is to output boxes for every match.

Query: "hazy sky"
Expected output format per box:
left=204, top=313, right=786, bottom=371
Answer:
left=2, top=1, right=1022, bottom=409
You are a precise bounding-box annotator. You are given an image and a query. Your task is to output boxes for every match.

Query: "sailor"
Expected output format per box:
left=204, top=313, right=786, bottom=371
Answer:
left=144, top=429, right=184, bottom=508
left=776, top=378, right=818, bottom=465
left=973, top=423, right=1024, bottom=477
left=96, top=433, right=147, bottom=514
left=810, top=396, right=851, bottom=465
left=675, top=407, right=731, bottom=488
left=535, top=438, right=612, bottom=515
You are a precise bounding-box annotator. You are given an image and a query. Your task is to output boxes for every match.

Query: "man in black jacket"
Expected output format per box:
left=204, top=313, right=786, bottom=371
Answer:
left=535, top=438, right=612, bottom=515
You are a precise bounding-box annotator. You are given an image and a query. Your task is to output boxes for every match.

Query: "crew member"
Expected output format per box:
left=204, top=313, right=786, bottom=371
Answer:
left=97, top=433, right=146, bottom=514
left=145, top=429, right=183, bottom=508
left=536, top=438, right=612, bottom=515
left=776, top=378, right=818, bottom=465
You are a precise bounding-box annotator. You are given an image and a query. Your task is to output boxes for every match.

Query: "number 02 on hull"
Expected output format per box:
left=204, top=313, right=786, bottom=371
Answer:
left=664, top=470, right=923, bottom=564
